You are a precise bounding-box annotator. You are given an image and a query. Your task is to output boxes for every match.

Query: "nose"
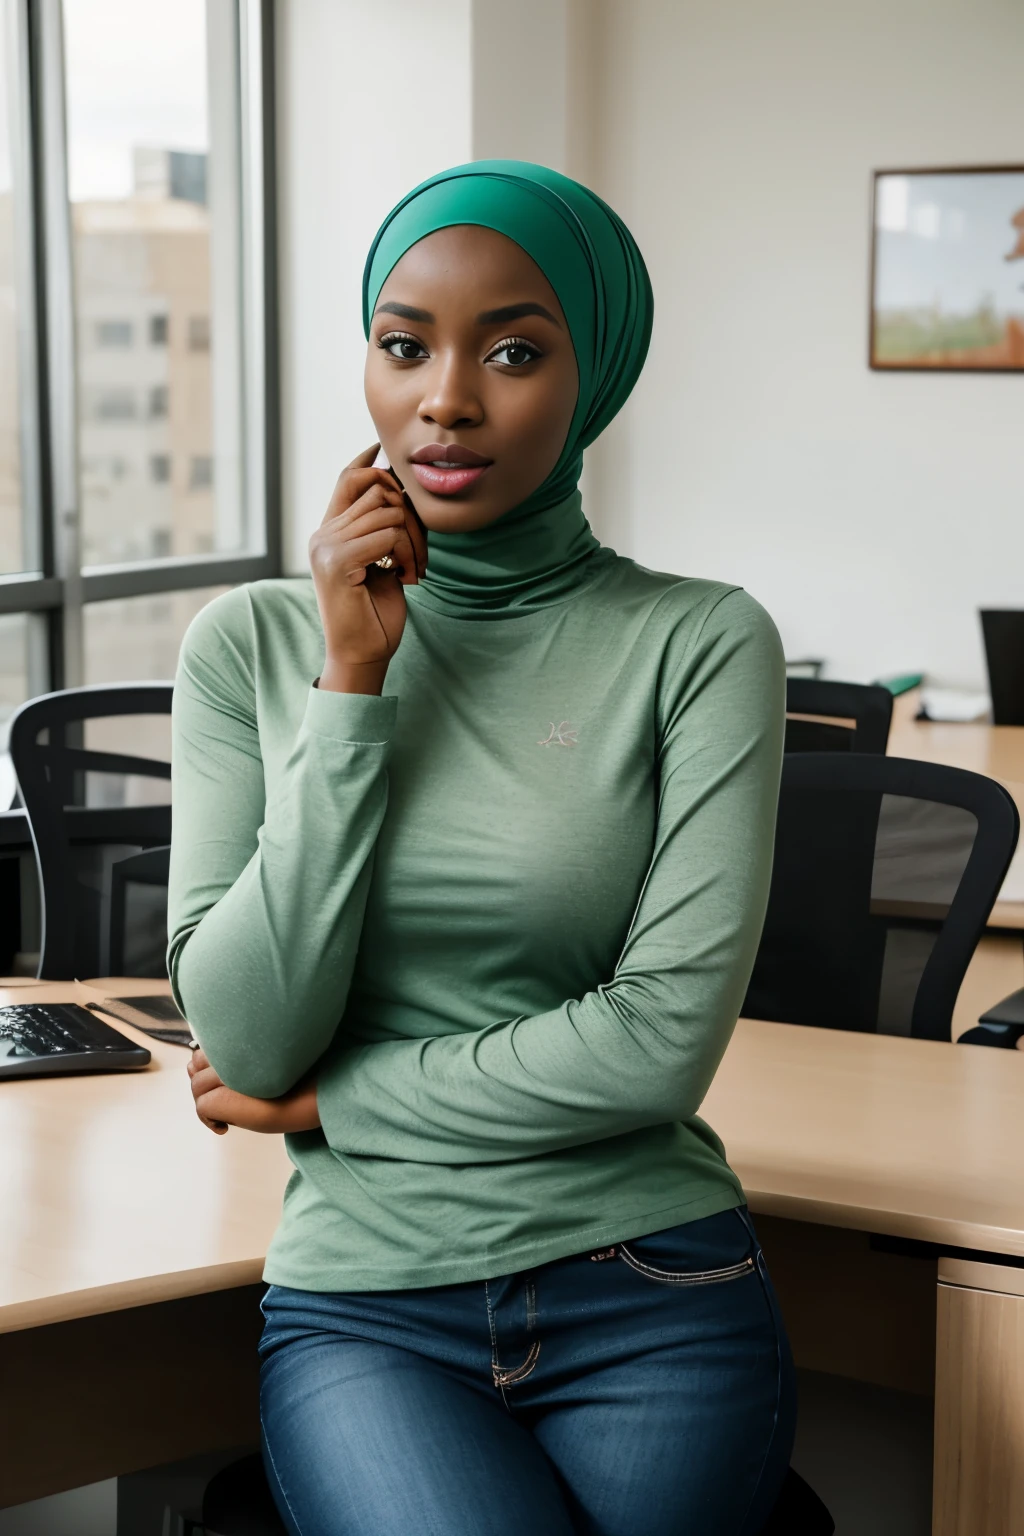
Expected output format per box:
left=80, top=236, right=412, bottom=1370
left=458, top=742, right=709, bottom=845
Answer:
left=418, top=347, right=484, bottom=431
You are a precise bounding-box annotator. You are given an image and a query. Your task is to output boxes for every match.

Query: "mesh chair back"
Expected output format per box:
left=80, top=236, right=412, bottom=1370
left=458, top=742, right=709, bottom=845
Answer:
left=8, top=684, right=173, bottom=980
left=744, top=753, right=1019, bottom=1041
left=785, top=678, right=893, bottom=754
left=109, top=844, right=172, bottom=977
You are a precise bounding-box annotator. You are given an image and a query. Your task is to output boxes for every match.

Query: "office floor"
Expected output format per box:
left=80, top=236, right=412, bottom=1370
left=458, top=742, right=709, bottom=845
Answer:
left=0, top=1370, right=933, bottom=1535
left=792, top=1370, right=933, bottom=1534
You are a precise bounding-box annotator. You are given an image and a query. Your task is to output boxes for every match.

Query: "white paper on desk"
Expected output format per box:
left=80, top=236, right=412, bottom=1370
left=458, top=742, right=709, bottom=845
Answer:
left=1000, top=846, right=1024, bottom=904
left=918, top=687, right=991, bottom=723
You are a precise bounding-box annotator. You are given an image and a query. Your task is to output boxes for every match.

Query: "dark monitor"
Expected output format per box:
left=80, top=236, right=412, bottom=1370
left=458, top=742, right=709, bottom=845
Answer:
left=980, top=610, right=1024, bottom=726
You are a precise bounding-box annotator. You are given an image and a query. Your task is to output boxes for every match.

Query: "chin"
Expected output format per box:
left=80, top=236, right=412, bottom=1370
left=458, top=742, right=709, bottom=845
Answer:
left=410, top=495, right=512, bottom=534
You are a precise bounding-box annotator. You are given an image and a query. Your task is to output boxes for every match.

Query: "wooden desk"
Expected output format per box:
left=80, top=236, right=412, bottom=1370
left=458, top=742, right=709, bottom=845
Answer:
left=0, top=979, right=290, bottom=1505
left=889, top=689, right=1024, bottom=931
left=3, top=975, right=1024, bottom=1533
left=704, top=1009, right=1024, bottom=1536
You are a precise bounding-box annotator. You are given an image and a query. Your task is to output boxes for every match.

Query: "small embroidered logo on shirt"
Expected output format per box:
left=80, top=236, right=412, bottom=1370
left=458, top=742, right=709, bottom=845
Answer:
left=538, top=721, right=578, bottom=747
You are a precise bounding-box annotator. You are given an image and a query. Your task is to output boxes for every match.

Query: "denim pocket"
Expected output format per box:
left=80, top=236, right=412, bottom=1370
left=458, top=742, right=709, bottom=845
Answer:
left=615, top=1209, right=757, bottom=1287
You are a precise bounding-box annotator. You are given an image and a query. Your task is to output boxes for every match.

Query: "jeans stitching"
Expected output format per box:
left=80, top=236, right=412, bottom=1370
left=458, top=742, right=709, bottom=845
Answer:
left=484, top=1279, right=512, bottom=1407
left=616, top=1245, right=756, bottom=1286
left=261, top=1418, right=305, bottom=1536
left=493, top=1338, right=542, bottom=1386
left=483, top=1279, right=500, bottom=1370
left=736, top=1244, right=791, bottom=1536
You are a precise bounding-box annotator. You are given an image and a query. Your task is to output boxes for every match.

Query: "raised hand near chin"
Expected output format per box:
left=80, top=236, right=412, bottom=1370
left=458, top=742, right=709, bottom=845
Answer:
left=308, top=444, right=428, bottom=696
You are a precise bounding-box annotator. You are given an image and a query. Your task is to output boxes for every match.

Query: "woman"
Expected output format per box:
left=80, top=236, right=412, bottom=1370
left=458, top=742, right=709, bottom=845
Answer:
left=173, top=161, right=794, bottom=1536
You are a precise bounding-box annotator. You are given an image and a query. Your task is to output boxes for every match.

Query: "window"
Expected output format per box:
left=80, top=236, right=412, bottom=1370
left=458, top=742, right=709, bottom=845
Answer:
left=189, top=455, right=213, bottom=490
left=0, top=0, right=277, bottom=725
left=65, top=0, right=262, bottom=573
left=0, top=613, right=35, bottom=807
left=91, top=387, right=137, bottom=421
left=148, top=385, right=169, bottom=420
left=0, top=3, right=33, bottom=578
left=83, top=586, right=230, bottom=685
left=95, top=319, right=133, bottom=347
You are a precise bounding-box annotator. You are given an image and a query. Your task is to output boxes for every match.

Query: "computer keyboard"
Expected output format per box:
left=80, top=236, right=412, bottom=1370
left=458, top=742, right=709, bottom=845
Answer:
left=0, top=1003, right=151, bottom=1078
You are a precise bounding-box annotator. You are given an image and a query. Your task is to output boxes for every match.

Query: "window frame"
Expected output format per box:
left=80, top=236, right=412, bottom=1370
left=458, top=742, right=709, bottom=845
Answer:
left=0, top=0, right=281, bottom=690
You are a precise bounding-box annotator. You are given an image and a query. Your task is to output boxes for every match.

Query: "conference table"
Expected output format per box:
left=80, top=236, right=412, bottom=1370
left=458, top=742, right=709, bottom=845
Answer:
left=2, top=964, right=1024, bottom=1536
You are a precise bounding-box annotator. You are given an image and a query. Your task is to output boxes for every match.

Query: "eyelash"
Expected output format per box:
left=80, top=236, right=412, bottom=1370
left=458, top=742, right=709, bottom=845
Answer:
left=376, top=331, right=543, bottom=368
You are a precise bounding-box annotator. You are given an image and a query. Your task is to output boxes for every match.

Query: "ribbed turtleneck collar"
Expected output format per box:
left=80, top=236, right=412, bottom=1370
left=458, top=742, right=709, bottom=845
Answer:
left=406, top=490, right=611, bottom=620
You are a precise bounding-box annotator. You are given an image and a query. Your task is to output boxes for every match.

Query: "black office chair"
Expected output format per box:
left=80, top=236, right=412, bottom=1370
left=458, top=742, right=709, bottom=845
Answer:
left=202, top=1455, right=286, bottom=1536
left=108, top=844, right=172, bottom=976
left=8, top=683, right=174, bottom=980
left=980, top=609, right=1024, bottom=726
left=785, top=678, right=893, bottom=755
left=760, top=1467, right=835, bottom=1534
left=744, top=753, right=1019, bottom=1042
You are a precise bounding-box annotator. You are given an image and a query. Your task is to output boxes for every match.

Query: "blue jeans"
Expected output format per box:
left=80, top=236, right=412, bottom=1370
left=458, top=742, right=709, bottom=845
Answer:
left=259, top=1207, right=796, bottom=1536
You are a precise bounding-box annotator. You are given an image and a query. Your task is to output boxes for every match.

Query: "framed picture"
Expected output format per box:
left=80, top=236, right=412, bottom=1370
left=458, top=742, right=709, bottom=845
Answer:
left=870, top=165, right=1024, bottom=371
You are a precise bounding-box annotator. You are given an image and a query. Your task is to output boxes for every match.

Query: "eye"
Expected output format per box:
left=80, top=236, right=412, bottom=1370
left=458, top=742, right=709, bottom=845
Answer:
left=378, top=331, right=428, bottom=360
left=487, top=337, right=542, bottom=368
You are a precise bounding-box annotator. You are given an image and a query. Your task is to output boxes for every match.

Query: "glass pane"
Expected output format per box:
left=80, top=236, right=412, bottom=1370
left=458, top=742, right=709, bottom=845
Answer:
left=64, top=0, right=247, bottom=567
left=82, top=585, right=228, bottom=803
left=0, top=612, right=34, bottom=809
left=0, top=12, right=25, bottom=574
left=82, top=584, right=229, bottom=685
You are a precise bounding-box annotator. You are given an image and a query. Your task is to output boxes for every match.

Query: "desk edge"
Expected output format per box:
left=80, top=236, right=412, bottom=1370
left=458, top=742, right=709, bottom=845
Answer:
left=0, top=1257, right=266, bottom=1336
left=746, top=1189, right=1024, bottom=1259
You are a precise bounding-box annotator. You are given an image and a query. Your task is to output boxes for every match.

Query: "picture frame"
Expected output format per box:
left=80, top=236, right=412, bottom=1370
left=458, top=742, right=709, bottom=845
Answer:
left=869, top=164, right=1024, bottom=372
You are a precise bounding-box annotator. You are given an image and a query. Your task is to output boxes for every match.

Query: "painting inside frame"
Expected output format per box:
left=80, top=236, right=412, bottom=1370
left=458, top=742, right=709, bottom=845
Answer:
left=871, top=167, right=1024, bottom=371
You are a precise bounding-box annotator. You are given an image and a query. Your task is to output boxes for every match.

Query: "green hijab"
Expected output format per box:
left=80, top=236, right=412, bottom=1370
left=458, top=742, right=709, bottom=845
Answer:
left=363, top=160, right=653, bottom=617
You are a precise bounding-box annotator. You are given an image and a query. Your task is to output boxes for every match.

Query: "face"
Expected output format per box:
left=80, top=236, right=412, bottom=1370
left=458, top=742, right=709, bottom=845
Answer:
left=364, top=224, right=579, bottom=532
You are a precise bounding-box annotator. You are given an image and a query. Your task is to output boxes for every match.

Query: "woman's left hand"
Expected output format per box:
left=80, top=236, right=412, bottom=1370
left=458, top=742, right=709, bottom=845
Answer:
left=187, top=1048, right=322, bottom=1136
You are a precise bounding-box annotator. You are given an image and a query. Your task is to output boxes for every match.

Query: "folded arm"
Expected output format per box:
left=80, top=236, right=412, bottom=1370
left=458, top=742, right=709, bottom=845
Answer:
left=317, top=590, right=785, bottom=1163
left=167, top=591, right=396, bottom=1099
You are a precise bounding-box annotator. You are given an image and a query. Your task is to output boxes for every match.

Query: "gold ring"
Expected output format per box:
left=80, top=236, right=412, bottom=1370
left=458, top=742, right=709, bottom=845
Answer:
left=374, top=554, right=395, bottom=571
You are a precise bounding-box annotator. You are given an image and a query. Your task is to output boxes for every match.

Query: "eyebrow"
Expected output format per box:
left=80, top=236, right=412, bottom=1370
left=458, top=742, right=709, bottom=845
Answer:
left=374, top=301, right=435, bottom=323
left=475, top=302, right=562, bottom=329
left=372, top=299, right=562, bottom=329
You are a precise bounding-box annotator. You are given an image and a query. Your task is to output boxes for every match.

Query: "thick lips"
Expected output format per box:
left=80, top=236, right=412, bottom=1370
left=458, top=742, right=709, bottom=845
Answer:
left=409, top=443, right=492, bottom=467
left=409, top=442, right=493, bottom=496
left=411, top=462, right=490, bottom=496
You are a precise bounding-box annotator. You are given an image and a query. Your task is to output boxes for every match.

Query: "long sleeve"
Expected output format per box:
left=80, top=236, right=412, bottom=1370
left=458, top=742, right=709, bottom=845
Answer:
left=316, top=589, right=785, bottom=1163
left=167, top=590, right=396, bottom=1099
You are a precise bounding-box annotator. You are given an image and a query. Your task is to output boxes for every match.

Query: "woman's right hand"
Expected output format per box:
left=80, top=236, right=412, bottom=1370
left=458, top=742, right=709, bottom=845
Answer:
left=309, top=444, right=428, bottom=694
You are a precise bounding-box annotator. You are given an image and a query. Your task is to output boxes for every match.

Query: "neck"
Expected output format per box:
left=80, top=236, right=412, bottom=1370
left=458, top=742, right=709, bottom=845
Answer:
left=408, top=489, right=608, bottom=620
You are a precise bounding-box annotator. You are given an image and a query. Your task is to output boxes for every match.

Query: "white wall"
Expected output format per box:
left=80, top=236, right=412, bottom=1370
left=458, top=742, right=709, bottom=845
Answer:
left=471, top=0, right=567, bottom=169
left=275, top=0, right=471, bottom=573
left=584, top=0, right=1024, bottom=687
left=276, top=0, right=587, bottom=576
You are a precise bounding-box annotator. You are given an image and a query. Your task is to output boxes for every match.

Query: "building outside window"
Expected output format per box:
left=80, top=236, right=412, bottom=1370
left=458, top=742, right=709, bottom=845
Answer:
left=189, top=454, right=213, bottom=491
left=91, top=386, right=137, bottom=421
left=187, top=314, right=210, bottom=351
left=95, top=318, right=133, bottom=347
left=0, top=0, right=279, bottom=773
left=147, top=384, right=169, bottom=421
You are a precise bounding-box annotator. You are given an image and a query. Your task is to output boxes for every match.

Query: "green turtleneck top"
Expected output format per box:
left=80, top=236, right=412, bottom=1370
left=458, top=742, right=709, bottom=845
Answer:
left=168, top=496, right=785, bottom=1291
